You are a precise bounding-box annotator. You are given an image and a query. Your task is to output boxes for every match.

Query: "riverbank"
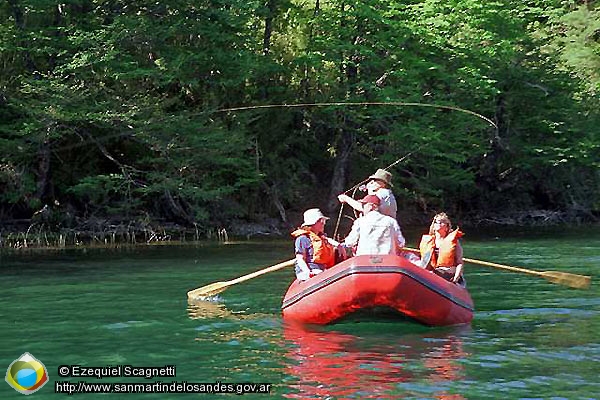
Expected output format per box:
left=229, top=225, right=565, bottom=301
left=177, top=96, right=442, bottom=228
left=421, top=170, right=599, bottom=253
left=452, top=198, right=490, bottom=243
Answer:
left=0, top=216, right=287, bottom=249
left=0, top=208, right=597, bottom=250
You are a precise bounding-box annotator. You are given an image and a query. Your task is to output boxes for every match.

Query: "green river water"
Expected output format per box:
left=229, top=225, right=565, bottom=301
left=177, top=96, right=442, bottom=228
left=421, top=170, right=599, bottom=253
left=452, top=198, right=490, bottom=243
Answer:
left=1, top=227, right=598, bottom=399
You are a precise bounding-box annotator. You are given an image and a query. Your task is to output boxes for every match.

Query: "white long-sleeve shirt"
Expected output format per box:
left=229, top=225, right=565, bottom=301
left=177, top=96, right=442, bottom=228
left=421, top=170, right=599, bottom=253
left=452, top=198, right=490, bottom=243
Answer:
left=373, top=188, right=397, bottom=219
left=344, top=210, right=405, bottom=256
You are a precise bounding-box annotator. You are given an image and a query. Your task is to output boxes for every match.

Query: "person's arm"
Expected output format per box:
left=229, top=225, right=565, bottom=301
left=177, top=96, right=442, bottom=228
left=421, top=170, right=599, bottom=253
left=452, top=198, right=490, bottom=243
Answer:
left=326, top=237, right=340, bottom=247
left=343, top=220, right=360, bottom=249
left=338, top=194, right=364, bottom=214
left=294, top=238, right=312, bottom=280
left=296, top=253, right=310, bottom=273
left=397, top=230, right=406, bottom=250
left=452, top=242, right=464, bottom=283
left=393, top=221, right=406, bottom=253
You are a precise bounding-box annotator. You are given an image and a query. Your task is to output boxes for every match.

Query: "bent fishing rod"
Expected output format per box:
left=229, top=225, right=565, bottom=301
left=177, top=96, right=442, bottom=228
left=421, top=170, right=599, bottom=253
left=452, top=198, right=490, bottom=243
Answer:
left=332, top=150, right=415, bottom=239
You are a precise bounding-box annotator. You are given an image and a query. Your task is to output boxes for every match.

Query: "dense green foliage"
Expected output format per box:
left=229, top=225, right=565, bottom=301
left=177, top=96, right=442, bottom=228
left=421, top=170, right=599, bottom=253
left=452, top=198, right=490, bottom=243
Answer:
left=0, top=0, right=598, bottom=239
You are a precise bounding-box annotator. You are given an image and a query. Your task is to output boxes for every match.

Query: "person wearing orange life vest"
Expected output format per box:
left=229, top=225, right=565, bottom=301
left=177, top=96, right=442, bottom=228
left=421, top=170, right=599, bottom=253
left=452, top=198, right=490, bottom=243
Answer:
left=419, top=212, right=465, bottom=286
left=291, top=208, right=339, bottom=281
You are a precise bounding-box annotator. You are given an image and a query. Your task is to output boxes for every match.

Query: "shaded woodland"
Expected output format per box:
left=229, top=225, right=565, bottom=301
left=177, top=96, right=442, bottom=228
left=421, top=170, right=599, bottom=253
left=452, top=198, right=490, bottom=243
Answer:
left=0, top=0, right=598, bottom=245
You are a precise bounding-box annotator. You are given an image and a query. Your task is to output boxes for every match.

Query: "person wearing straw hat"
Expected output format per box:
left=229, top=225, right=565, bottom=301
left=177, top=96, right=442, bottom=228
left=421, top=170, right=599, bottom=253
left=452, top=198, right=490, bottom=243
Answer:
left=338, top=168, right=397, bottom=219
left=291, top=208, right=340, bottom=281
left=342, top=195, right=405, bottom=256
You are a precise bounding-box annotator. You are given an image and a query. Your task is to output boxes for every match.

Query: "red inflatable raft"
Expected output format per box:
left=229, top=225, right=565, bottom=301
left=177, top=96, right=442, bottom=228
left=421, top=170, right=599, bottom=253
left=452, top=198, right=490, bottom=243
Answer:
left=281, top=254, right=474, bottom=326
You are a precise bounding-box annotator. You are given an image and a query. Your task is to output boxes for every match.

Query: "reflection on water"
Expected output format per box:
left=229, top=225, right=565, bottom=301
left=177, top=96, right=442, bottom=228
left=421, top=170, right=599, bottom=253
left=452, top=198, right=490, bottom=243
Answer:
left=283, top=323, right=470, bottom=399
left=188, top=298, right=472, bottom=398
left=187, top=298, right=239, bottom=319
left=187, top=298, right=281, bottom=347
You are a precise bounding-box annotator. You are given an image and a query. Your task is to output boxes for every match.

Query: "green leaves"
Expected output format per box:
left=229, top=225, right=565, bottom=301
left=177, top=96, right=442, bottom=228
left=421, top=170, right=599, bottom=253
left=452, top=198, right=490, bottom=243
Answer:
left=0, top=0, right=598, bottom=232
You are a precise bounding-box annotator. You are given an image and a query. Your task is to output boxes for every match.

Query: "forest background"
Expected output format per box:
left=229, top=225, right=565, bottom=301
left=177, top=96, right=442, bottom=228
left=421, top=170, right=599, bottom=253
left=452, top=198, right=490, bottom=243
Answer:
left=0, top=0, right=598, bottom=246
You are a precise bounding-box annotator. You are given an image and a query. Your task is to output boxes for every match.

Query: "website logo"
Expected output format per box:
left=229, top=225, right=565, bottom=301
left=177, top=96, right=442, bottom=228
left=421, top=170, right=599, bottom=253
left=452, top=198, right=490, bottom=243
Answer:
left=5, top=353, right=49, bottom=395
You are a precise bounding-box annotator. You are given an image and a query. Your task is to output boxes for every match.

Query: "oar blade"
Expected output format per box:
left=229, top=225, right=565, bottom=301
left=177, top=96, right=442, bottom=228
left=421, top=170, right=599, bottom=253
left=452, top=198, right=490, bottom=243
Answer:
left=186, top=258, right=295, bottom=301
left=541, top=271, right=592, bottom=289
left=187, top=282, right=229, bottom=300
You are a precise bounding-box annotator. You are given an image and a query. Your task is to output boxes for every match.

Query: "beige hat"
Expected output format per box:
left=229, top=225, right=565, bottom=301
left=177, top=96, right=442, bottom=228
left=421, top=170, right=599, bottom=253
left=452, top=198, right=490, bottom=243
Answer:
left=368, top=168, right=393, bottom=187
left=302, top=208, right=329, bottom=226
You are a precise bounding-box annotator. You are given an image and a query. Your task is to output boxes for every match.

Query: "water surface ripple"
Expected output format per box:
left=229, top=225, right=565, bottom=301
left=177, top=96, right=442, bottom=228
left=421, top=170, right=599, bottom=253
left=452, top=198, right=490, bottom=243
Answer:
left=1, top=230, right=598, bottom=399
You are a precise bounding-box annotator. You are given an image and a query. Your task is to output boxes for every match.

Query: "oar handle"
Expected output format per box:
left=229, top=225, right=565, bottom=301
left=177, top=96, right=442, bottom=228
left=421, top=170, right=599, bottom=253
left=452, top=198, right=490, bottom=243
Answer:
left=402, top=247, right=590, bottom=289
left=227, top=259, right=295, bottom=285
left=405, top=246, right=551, bottom=278
left=402, top=247, right=419, bottom=253
left=463, top=257, right=545, bottom=277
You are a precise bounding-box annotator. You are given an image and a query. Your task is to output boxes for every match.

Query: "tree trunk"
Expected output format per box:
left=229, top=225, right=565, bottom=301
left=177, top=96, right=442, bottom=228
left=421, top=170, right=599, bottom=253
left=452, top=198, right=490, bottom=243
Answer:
left=263, top=0, right=276, bottom=55
left=8, top=0, right=37, bottom=72
left=261, top=182, right=287, bottom=224
left=162, top=190, right=194, bottom=225
left=479, top=93, right=508, bottom=190
left=300, top=0, right=320, bottom=98
left=35, top=136, right=52, bottom=203
left=327, top=126, right=354, bottom=215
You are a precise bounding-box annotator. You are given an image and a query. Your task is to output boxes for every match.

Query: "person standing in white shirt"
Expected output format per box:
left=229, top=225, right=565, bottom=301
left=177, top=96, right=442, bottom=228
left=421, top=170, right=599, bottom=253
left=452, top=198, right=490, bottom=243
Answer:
left=343, top=195, right=405, bottom=256
left=338, top=168, right=397, bottom=219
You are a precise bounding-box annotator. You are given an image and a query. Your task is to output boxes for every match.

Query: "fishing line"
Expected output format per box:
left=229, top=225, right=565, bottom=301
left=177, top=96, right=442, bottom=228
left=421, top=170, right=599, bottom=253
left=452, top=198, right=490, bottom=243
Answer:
left=214, top=101, right=498, bottom=129
left=16, top=100, right=492, bottom=235
left=32, top=101, right=496, bottom=154
left=214, top=100, right=493, bottom=237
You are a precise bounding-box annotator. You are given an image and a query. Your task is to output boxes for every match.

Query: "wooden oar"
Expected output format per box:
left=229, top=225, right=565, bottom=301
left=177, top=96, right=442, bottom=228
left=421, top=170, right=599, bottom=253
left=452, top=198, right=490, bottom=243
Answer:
left=402, top=247, right=591, bottom=289
left=187, top=259, right=295, bottom=300
left=463, top=257, right=591, bottom=289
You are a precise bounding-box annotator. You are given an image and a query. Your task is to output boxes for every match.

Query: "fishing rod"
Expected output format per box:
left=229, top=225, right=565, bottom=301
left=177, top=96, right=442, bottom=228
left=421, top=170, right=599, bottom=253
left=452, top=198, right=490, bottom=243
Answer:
left=214, top=101, right=493, bottom=239
left=332, top=150, right=415, bottom=239
left=213, top=101, right=493, bottom=239
left=343, top=150, right=415, bottom=197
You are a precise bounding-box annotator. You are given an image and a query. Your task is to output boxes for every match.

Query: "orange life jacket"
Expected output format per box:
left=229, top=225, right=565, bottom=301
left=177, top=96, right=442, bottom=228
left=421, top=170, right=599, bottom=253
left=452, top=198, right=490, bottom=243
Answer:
left=419, top=229, right=463, bottom=268
left=291, top=229, right=336, bottom=268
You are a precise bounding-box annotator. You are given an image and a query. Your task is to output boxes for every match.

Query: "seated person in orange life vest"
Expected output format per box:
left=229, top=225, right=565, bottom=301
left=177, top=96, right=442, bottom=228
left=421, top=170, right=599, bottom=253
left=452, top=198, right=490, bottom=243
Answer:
left=419, top=212, right=465, bottom=286
left=342, top=195, right=405, bottom=256
left=337, top=168, right=397, bottom=219
left=291, top=208, right=340, bottom=281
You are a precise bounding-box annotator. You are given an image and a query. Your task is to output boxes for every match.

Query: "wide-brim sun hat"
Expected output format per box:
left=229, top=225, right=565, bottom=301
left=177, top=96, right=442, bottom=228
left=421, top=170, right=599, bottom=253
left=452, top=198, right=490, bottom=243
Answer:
left=368, top=168, right=393, bottom=187
left=302, top=208, right=329, bottom=226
